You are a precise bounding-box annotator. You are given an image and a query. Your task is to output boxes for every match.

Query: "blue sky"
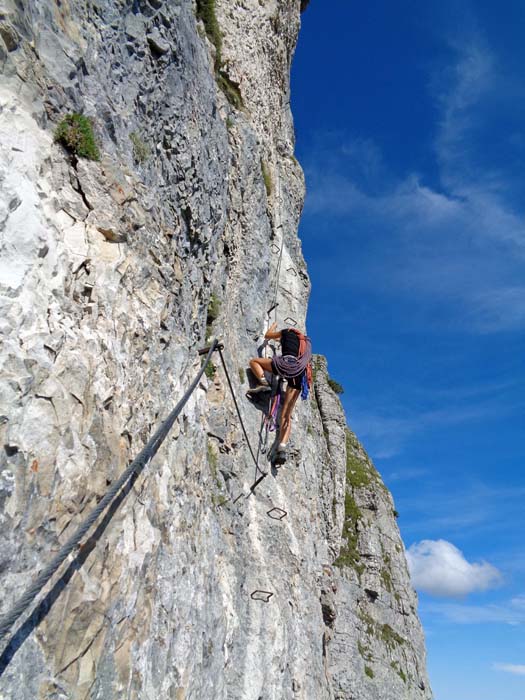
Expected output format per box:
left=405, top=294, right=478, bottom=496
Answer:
left=291, top=2, right=525, bottom=698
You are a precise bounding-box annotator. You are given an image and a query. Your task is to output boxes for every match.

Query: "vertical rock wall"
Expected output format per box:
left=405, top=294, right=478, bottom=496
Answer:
left=0, top=1, right=431, bottom=698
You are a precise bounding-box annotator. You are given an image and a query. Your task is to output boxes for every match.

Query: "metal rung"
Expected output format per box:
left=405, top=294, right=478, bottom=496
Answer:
left=284, top=317, right=297, bottom=327
left=251, top=590, right=273, bottom=602
left=287, top=267, right=297, bottom=276
left=267, top=507, right=287, bottom=521
left=198, top=342, right=224, bottom=356
left=232, top=492, right=245, bottom=504
left=249, top=472, right=268, bottom=493
left=271, top=244, right=280, bottom=254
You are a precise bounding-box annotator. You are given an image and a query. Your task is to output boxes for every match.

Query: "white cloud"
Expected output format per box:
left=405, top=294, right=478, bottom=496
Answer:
left=398, top=483, right=525, bottom=539
left=351, top=401, right=503, bottom=460
left=302, top=36, right=525, bottom=334
left=424, top=601, right=523, bottom=625
left=437, top=39, right=495, bottom=176
left=406, top=539, right=502, bottom=597
left=422, top=593, right=525, bottom=625
left=467, top=286, right=525, bottom=333
left=388, top=467, right=430, bottom=482
left=493, top=663, right=525, bottom=675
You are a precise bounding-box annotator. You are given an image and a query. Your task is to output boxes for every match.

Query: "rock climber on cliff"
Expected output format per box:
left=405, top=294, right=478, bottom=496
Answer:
left=247, top=322, right=312, bottom=465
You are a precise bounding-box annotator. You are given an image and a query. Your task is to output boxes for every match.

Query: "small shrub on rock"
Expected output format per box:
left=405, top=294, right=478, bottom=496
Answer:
left=205, top=362, right=216, bottom=380
left=196, top=0, right=222, bottom=67
left=130, top=131, right=150, bottom=163
left=55, top=113, right=100, bottom=161
left=327, top=377, right=344, bottom=394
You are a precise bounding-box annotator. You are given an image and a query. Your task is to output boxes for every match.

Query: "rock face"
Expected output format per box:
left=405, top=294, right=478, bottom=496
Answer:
left=0, top=1, right=431, bottom=698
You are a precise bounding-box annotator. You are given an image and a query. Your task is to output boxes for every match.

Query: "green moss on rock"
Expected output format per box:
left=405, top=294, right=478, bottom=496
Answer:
left=55, top=113, right=100, bottom=161
left=130, top=131, right=150, bottom=163
left=206, top=293, right=221, bottom=340
left=204, top=362, right=216, bottom=379
left=334, top=489, right=363, bottom=575
left=327, top=377, right=344, bottom=394
left=195, top=0, right=245, bottom=109
left=196, top=0, right=222, bottom=68
left=380, top=623, right=406, bottom=648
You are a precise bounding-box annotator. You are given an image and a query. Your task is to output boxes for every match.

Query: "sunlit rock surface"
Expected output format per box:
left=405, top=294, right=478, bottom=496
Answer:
left=0, top=1, right=431, bottom=698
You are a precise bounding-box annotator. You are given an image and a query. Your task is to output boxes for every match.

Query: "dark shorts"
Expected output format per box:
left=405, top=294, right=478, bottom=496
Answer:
left=271, top=359, right=304, bottom=390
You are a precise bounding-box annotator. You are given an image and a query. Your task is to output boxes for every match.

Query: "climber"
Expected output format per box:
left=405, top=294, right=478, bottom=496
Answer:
left=248, top=323, right=312, bottom=465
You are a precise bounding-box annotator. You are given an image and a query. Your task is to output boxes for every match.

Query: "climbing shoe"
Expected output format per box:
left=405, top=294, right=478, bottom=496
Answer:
left=247, top=380, right=271, bottom=395
left=274, top=447, right=288, bottom=465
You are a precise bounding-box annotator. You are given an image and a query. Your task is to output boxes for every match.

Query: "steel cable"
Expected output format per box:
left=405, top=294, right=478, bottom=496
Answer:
left=0, top=340, right=219, bottom=639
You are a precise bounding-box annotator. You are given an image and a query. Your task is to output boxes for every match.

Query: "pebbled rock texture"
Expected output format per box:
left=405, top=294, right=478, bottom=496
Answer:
left=0, top=0, right=431, bottom=698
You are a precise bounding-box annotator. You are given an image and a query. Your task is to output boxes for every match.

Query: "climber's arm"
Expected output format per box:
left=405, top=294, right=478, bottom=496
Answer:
left=264, top=322, right=281, bottom=340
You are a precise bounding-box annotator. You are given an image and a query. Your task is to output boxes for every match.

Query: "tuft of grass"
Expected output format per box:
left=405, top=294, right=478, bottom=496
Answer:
left=130, top=131, right=150, bottom=163
left=358, top=640, right=372, bottom=662
left=364, top=666, right=374, bottom=679
left=196, top=0, right=244, bottom=109
left=211, top=494, right=229, bottom=507
left=261, top=160, right=273, bottom=197
left=196, top=0, right=222, bottom=68
left=206, top=293, right=221, bottom=340
left=207, top=440, right=221, bottom=488
left=345, top=430, right=372, bottom=488
left=327, top=377, right=344, bottom=394
left=217, top=72, right=244, bottom=109
left=358, top=609, right=377, bottom=638
left=238, top=367, right=245, bottom=384
left=380, top=623, right=406, bottom=649
left=207, top=293, right=221, bottom=325
left=345, top=429, right=387, bottom=491
left=55, top=113, right=100, bottom=161
left=380, top=567, right=393, bottom=593
left=334, top=489, right=363, bottom=576
left=207, top=440, right=218, bottom=470
left=205, top=362, right=216, bottom=380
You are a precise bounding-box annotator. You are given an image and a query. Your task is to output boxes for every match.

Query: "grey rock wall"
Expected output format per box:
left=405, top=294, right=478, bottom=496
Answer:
left=0, top=0, right=431, bottom=698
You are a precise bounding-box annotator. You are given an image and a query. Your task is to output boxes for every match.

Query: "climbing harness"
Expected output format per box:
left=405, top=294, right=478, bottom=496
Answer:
left=270, top=329, right=313, bottom=402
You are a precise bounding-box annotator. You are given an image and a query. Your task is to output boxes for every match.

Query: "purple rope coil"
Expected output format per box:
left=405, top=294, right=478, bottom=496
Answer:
left=271, top=337, right=312, bottom=379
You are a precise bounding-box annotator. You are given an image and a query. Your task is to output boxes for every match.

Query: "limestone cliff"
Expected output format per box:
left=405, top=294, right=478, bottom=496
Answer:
left=0, top=1, right=431, bottom=698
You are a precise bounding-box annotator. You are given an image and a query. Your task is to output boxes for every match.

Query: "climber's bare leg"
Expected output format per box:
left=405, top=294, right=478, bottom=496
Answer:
left=279, top=386, right=300, bottom=445
left=249, top=357, right=273, bottom=382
